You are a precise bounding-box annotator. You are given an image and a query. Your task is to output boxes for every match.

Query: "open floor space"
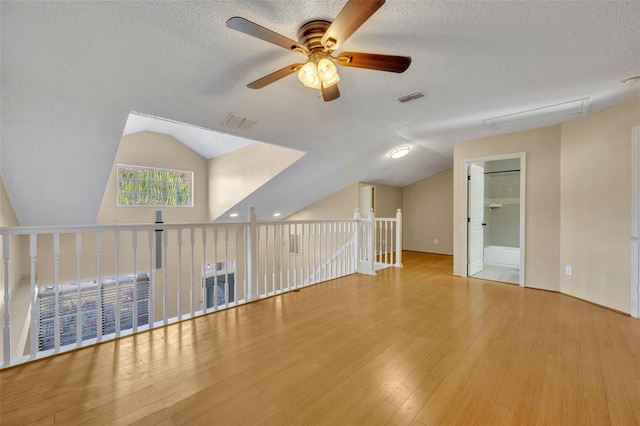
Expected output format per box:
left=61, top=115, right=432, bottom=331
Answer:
left=1, top=251, right=639, bottom=425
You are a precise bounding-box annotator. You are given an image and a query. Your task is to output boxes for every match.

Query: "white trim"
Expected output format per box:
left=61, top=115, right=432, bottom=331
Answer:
left=461, top=152, right=526, bottom=287
left=631, top=126, right=640, bottom=318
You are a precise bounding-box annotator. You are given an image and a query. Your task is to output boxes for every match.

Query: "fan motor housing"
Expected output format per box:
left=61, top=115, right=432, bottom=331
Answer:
left=297, top=20, right=332, bottom=51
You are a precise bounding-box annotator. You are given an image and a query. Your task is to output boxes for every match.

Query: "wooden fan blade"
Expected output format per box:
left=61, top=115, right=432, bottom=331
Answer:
left=321, top=0, right=385, bottom=50
left=336, top=51, right=411, bottom=73
left=321, top=83, right=340, bottom=102
left=247, top=63, right=304, bottom=89
left=227, top=17, right=309, bottom=54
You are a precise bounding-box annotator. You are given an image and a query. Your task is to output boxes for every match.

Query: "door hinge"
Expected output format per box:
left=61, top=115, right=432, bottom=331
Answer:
left=467, top=175, right=471, bottom=181
left=467, top=217, right=470, bottom=223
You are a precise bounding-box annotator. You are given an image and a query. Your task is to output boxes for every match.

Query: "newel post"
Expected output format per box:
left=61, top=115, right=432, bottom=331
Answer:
left=367, top=208, right=376, bottom=275
left=395, top=209, right=403, bottom=267
left=247, top=207, right=258, bottom=301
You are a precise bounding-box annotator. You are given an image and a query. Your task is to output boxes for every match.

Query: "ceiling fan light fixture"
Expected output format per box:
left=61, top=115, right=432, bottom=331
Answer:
left=389, top=146, right=410, bottom=159
left=298, top=61, right=321, bottom=89
left=317, top=58, right=340, bottom=87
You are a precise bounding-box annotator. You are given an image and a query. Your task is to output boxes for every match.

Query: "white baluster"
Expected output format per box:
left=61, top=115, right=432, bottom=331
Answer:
left=201, top=227, right=207, bottom=313
left=279, top=224, right=284, bottom=292
left=272, top=225, right=276, bottom=293
left=324, top=223, right=328, bottom=280
left=189, top=228, right=195, bottom=317
left=96, top=232, right=103, bottom=341
left=293, top=224, right=298, bottom=288
left=132, top=231, right=138, bottom=332
left=3, top=235, right=11, bottom=366
left=147, top=230, right=154, bottom=327
left=332, top=222, right=336, bottom=279
left=225, top=227, right=230, bottom=305
left=287, top=223, right=291, bottom=290
left=29, top=234, right=37, bottom=358
left=53, top=233, right=60, bottom=352
left=262, top=224, right=267, bottom=296
left=242, top=225, right=248, bottom=302
left=341, top=222, right=345, bottom=276
left=233, top=226, right=239, bottom=303
left=76, top=233, right=83, bottom=346
left=114, top=230, right=121, bottom=337
left=177, top=228, right=182, bottom=320
left=310, top=223, right=316, bottom=284
left=162, top=227, right=168, bottom=324
left=247, top=208, right=258, bottom=301
left=213, top=227, right=218, bottom=310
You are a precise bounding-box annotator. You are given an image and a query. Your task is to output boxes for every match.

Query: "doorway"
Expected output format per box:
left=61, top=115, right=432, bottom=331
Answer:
left=461, top=153, right=526, bottom=287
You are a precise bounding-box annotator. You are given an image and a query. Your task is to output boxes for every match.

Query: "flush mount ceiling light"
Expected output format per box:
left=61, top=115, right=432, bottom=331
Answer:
left=389, top=146, right=410, bottom=159
left=622, top=76, right=640, bottom=86
left=273, top=213, right=281, bottom=217
left=229, top=213, right=239, bottom=218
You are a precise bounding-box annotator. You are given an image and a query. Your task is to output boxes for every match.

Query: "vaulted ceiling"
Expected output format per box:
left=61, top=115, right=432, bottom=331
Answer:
left=2, top=1, right=639, bottom=226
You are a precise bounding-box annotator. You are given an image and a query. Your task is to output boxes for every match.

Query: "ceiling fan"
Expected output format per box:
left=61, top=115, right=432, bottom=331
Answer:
left=226, top=0, right=411, bottom=102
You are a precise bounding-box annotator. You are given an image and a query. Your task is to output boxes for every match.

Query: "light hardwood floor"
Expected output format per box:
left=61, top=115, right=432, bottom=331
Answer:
left=1, top=251, right=639, bottom=425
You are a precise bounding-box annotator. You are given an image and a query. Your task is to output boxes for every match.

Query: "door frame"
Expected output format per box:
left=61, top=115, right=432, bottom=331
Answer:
left=460, top=152, right=526, bottom=287
left=630, top=126, right=640, bottom=318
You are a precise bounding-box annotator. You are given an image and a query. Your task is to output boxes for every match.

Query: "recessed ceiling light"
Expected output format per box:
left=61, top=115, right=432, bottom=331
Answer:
left=622, top=76, right=640, bottom=86
left=273, top=213, right=281, bottom=217
left=229, top=213, right=239, bottom=218
left=389, top=146, right=410, bottom=159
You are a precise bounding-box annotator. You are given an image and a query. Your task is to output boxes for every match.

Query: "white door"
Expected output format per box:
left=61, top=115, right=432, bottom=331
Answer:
left=468, top=164, right=485, bottom=276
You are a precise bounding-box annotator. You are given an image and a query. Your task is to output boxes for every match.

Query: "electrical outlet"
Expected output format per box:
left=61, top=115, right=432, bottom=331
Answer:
left=565, top=266, right=572, bottom=276
left=434, top=238, right=439, bottom=244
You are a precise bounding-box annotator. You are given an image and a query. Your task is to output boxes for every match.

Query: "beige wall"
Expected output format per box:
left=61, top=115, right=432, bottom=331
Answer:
left=97, top=131, right=210, bottom=224
left=288, top=182, right=403, bottom=221
left=287, top=182, right=359, bottom=220
left=560, top=98, right=640, bottom=313
left=208, top=143, right=304, bottom=221
left=0, top=176, right=28, bottom=292
left=368, top=183, right=403, bottom=218
left=454, top=126, right=562, bottom=291
left=402, top=168, right=454, bottom=255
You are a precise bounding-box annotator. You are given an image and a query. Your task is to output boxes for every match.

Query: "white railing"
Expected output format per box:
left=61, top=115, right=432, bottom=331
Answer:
left=0, top=208, right=402, bottom=368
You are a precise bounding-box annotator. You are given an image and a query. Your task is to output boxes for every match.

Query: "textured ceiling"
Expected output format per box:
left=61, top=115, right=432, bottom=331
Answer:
left=2, top=1, right=640, bottom=225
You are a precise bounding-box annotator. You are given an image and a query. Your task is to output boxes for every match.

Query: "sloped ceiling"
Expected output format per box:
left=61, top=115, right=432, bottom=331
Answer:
left=1, top=1, right=639, bottom=225
left=122, top=112, right=256, bottom=160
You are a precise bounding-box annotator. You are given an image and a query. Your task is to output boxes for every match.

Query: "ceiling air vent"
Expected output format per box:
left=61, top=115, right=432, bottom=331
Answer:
left=222, top=113, right=257, bottom=131
left=396, top=91, right=424, bottom=104
left=485, top=98, right=590, bottom=131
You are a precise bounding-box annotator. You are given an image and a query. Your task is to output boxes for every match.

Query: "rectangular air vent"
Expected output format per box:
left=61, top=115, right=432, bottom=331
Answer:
left=222, top=113, right=256, bottom=131
left=397, top=91, right=424, bottom=103
left=485, top=98, right=590, bottom=131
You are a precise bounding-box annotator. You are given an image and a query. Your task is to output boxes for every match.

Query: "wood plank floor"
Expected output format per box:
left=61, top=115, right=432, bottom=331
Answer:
left=1, top=251, right=639, bottom=425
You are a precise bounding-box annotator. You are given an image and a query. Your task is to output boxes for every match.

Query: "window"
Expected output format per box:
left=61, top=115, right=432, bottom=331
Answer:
left=117, top=164, right=193, bottom=207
